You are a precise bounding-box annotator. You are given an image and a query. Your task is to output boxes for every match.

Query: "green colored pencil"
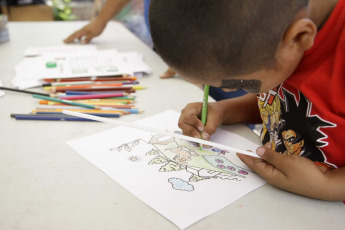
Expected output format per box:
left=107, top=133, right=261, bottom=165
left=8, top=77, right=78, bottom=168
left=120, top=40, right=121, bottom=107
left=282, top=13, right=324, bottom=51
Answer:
left=200, top=85, right=210, bottom=150
left=33, top=94, right=101, bottom=110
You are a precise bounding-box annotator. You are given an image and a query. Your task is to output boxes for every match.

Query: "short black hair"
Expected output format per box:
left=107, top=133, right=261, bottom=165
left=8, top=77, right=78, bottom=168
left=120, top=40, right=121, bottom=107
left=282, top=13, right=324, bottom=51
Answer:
left=149, top=0, right=308, bottom=79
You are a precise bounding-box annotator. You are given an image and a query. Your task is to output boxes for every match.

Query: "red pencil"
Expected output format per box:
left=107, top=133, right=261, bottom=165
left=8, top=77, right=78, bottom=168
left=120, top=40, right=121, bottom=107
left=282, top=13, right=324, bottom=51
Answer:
left=46, top=83, right=124, bottom=92
left=59, top=93, right=128, bottom=100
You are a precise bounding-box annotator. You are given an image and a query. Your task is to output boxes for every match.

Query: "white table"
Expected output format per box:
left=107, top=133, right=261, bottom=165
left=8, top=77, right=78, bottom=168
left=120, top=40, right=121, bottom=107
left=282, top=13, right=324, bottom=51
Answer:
left=0, top=22, right=343, bottom=230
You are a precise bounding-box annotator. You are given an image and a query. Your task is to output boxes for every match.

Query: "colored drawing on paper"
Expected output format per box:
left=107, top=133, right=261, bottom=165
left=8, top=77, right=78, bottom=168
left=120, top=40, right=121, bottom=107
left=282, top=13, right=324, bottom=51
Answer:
left=67, top=110, right=266, bottom=230
left=110, top=133, right=252, bottom=192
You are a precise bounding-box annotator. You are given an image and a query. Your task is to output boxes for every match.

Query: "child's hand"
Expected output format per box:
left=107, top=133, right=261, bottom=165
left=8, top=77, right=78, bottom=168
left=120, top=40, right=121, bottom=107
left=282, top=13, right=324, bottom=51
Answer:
left=178, top=102, right=224, bottom=140
left=160, top=68, right=176, bottom=79
left=64, top=20, right=106, bottom=44
left=237, top=142, right=345, bottom=201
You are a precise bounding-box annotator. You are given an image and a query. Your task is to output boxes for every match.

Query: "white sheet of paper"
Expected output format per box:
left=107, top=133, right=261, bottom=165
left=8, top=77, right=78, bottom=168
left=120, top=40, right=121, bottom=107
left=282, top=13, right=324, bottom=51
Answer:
left=67, top=110, right=266, bottom=229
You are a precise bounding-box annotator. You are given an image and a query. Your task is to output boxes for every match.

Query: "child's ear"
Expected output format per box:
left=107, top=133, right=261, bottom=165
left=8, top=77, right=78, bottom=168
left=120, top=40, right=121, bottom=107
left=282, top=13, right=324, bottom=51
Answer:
left=283, top=18, right=317, bottom=51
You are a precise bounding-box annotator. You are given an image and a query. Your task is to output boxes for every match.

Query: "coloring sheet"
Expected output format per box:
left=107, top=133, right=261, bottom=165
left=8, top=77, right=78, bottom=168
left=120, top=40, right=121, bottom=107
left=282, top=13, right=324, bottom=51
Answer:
left=67, top=110, right=266, bottom=229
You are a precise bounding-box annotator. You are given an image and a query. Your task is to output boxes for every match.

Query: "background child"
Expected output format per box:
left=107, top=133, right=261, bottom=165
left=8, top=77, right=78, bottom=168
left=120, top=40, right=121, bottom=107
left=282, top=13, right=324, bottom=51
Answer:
left=149, top=0, right=345, bottom=201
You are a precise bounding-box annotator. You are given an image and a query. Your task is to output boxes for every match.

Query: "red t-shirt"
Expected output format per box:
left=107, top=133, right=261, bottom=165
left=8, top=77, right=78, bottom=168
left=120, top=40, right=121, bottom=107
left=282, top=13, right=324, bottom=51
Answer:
left=258, top=0, right=345, bottom=170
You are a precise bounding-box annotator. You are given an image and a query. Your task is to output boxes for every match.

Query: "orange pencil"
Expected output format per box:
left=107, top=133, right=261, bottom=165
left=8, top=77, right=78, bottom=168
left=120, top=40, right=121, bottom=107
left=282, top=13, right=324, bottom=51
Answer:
left=45, top=83, right=124, bottom=92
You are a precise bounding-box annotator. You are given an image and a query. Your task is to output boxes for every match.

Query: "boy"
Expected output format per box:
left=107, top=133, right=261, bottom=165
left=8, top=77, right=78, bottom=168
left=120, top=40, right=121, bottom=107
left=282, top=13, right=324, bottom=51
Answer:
left=149, top=0, right=345, bottom=201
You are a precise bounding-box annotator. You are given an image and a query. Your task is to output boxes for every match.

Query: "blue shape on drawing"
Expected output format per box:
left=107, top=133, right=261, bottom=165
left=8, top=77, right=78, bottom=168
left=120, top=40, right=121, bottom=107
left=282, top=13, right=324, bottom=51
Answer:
left=168, top=178, right=194, bottom=191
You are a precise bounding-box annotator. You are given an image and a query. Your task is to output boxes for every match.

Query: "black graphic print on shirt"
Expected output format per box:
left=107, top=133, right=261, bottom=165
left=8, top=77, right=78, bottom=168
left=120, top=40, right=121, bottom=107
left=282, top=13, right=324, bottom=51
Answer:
left=257, top=86, right=336, bottom=168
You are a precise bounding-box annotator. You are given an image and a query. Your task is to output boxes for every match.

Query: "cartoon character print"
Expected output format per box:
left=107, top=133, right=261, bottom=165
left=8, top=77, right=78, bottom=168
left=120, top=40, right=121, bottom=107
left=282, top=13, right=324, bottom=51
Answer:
left=257, top=87, right=282, bottom=150
left=281, top=129, right=304, bottom=156
left=257, top=85, right=336, bottom=169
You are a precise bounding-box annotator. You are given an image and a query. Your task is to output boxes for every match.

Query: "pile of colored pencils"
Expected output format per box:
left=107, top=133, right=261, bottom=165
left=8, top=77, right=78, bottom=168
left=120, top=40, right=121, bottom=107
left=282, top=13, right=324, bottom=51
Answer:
left=10, top=75, right=146, bottom=121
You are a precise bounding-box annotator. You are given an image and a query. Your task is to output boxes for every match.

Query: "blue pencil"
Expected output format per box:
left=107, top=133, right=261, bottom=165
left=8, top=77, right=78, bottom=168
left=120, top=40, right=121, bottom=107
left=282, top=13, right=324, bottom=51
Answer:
left=107, top=108, right=141, bottom=114
left=35, top=112, right=120, bottom=118
left=10, top=114, right=98, bottom=121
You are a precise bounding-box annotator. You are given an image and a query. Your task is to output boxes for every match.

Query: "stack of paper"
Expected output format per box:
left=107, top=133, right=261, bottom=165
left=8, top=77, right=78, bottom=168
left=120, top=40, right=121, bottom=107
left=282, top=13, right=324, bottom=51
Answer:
left=12, top=45, right=152, bottom=89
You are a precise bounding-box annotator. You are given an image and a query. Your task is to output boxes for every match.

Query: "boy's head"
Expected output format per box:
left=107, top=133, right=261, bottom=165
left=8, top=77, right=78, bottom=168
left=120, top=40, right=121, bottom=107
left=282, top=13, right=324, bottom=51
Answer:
left=149, top=0, right=316, bottom=93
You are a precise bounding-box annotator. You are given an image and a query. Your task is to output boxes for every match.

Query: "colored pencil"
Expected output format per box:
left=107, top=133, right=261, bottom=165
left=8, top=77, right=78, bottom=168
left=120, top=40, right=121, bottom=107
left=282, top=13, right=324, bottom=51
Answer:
left=33, top=111, right=120, bottom=118
left=95, top=96, right=135, bottom=100
left=42, top=80, right=139, bottom=87
left=100, top=108, right=142, bottom=114
left=97, top=105, right=136, bottom=109
left=39, top=100, right=128, bottom=106
left=36, top=103, right=135, bottom=109
left=62, top=110, right=259, bottom=158
left=53, top=88, right=136, bottom=93
left=33, top=94, right=101, bottom=110
left=0, top=86, right=50, bottom=96
left=64, top=91, right=137, bottom=97
left=76, top=99, right=134, bottom=104
left=86, top=99, right=135, bottom=103
left=200, top=85, right=210, bottom=150
left=48, top=86, right=144, bottom=93
left=32, top=109, right=123, bottom=114
left=11, top=113, right=98, bottom=121
left=44, top=83, right=125, bottom=91
left=59, top=93, right=128, bottom=100
left=43, top=76, right=137, bottom=82
left=34, top=107, right=130, bottom=114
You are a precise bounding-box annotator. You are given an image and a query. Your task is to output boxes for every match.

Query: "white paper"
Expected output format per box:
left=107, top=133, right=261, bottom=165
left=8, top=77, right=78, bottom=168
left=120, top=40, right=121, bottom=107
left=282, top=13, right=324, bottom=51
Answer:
left=23, top=45, right=97, bottom=57
left=13, top=46, right=152, bottom=89
left=15, top=49, right=132, bottom=80
left=67, top=110, right=266, bottom=229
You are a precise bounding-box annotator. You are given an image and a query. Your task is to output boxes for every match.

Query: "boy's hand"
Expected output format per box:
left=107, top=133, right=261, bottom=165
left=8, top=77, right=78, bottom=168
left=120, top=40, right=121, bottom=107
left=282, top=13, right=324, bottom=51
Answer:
left=160, top=68, right=176, bottom=79
left=237, top=143, right=345, bottom=201
left=63, top=20, right=106, bottom=44
left=178, top=102, right=224, bottom=140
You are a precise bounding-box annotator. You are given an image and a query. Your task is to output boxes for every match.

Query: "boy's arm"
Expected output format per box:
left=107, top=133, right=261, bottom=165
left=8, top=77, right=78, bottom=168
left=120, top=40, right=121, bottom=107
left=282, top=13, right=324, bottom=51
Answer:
left=238, top=143, right=345, bottom=201
left=219, top=93, right=262, bottom=125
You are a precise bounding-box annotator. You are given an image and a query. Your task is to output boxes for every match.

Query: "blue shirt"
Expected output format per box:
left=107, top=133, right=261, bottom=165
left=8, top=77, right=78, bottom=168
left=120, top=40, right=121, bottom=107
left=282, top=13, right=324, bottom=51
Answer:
left=144, top=0, right=151, bottom=32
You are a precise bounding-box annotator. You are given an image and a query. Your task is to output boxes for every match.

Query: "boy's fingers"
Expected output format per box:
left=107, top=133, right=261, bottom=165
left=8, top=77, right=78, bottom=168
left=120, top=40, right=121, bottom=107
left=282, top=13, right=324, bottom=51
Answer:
left=180, top=104, right=203, bottom=128
left=256, top=146, right=291, bottom=172
left=178, top=115, right=203, bottom=136
left=160, top=68, right=176, bottom=79
left=178, top=104, right=205, bottom=138
left=64, top=29, right=87, bottom=43
left=82, top=34, right=93, bottom=44
left=181, top=124, right=202, bottom=138
left=203, top=115, right=219, bottom=137
left=237, top=152, right=284, bottom=183
left=237, top=153, right=263, bottom=171
left=63, top=34, right=76, bottom=43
